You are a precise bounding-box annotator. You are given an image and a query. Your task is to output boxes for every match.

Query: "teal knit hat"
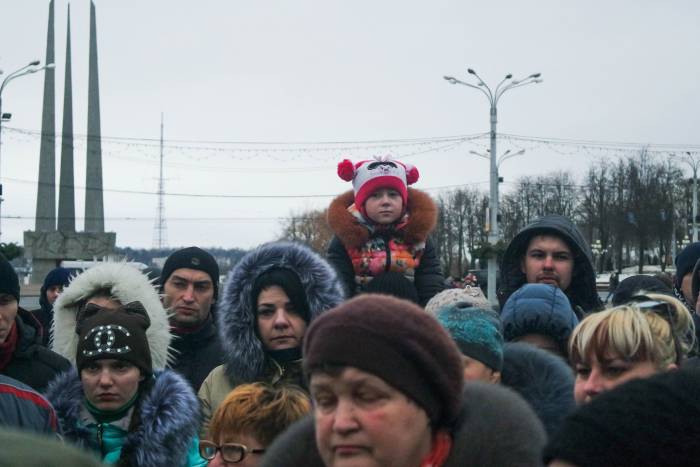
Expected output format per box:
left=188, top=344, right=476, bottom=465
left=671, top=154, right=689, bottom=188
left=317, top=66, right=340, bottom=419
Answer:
left=435, top=304, right=504, bottom=371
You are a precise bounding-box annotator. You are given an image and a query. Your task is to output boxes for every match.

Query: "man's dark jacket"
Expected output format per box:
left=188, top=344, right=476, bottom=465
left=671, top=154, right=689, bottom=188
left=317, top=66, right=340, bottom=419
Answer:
left=169, top=313, right=223, bottom=391
left=3, top=308, right=70, bottom=393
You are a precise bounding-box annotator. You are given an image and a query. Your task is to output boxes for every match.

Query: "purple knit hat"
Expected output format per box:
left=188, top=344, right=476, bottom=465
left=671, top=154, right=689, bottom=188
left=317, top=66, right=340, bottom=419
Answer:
left=303, top=294, right=464, bottom=427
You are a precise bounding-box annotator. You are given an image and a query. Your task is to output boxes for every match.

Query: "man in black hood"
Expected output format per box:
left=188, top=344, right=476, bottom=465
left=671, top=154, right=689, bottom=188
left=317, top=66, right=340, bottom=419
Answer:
left=32, top=267, right=71, bottom=346
left=498, top=215, right=602, bottom=316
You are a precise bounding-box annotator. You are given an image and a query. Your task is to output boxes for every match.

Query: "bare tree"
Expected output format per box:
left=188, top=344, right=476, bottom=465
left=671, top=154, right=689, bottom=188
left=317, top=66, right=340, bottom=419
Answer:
left=279, top=209, right=334, bottom=255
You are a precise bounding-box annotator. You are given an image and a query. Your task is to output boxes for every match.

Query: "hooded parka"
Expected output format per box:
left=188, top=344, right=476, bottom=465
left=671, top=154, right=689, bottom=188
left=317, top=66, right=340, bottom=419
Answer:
left=498, top=215, right=602, bottom=315
left=47, top=263, right=203, bottom=466
left=52, top=262, right=173, bottom=370
left=198, top=241, right=344, bottom=436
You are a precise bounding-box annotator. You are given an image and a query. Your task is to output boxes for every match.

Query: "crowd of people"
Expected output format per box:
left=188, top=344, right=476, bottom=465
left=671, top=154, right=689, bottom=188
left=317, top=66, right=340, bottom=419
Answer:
left=1, top=155, right=699, bottom=466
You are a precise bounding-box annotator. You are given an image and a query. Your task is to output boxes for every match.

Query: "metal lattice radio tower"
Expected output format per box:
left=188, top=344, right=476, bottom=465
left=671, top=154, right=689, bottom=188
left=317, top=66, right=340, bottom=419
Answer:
left=152, top=113, right=168, bottom=249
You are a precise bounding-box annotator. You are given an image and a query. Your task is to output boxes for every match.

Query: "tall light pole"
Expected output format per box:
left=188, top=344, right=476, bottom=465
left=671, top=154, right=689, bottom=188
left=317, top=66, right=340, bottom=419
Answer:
left=0, top=60, right=54, bottom=242
left=444, top=69, right=542, bottom=306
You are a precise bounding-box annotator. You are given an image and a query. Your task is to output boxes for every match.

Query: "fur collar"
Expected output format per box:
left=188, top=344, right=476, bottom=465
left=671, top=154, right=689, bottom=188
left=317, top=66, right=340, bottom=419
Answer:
left=46, top=368, right=200, bottom=467
left=217, top=241, right=344, bottom=383
left=327, top=188, right=437, bottom=249
left=52, top=262, right=173, bottom=370
left=500, top=342, right=575, bottom=437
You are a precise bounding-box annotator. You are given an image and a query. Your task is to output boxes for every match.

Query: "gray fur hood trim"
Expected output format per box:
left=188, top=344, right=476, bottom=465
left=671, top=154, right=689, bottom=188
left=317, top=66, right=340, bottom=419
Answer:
left=501, top=342, right=575, bottom=437
left=52, top=262, right=173, bottom=369
left=46, top=368, right=200, bottom=467
left=217, top=241, right=345, bottom=382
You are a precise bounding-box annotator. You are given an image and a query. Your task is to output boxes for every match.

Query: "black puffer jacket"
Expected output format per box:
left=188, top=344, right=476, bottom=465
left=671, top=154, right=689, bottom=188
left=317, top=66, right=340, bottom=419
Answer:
left=498, top=215, right=602, bottom=315
left=3, top=308, right=70, bottom=393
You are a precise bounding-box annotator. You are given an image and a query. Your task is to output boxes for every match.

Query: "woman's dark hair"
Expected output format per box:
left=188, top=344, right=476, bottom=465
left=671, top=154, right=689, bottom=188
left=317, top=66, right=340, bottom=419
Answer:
left=251, top=268, right=310, bottom=322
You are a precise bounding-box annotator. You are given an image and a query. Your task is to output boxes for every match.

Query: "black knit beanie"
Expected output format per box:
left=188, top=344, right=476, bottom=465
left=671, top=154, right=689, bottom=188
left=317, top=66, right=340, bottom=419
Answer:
left=160, top=247, right=219, bottom=299
left=0, top=254, right=19, bottom=302
left=76, top=302, right=153, bottom=377
left=674, top=242, right=700, bottom=288
left=544, top=369, right=700, bottom=467
left=251, top=268, right=310, bottom=323
left=303, top=294, right=464, bottom=428
left=611, top=274, right=673, bottom=306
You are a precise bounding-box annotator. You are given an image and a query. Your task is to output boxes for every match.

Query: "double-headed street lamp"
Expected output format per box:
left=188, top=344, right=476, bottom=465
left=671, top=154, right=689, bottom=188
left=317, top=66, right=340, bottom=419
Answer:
left=469, top=147, right=525, bottom=231
left=444, top=68, right=542, bottom=306
left=0, top=60, right=55, bottom=242
left=469, top=148, right=526, bottom=168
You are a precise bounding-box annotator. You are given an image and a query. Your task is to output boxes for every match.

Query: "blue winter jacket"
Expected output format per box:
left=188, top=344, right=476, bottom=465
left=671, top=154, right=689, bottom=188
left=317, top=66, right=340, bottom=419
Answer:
left=46, top=369, right=205, bottom=467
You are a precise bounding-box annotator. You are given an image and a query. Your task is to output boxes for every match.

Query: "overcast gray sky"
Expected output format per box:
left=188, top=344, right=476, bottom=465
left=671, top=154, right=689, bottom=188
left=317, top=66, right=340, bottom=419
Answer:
left=1, top=1, right=699, bottom=249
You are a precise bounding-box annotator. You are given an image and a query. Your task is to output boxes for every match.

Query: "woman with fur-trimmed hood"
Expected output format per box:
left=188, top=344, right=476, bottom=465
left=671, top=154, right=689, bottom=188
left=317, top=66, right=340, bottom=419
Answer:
left=198, top=241, right=344, bottom=436
left=327, top=156, right=444, bottom=305
left=51, top=262, right=172, bottom=370
left=45, top=265, right=205, bottom=466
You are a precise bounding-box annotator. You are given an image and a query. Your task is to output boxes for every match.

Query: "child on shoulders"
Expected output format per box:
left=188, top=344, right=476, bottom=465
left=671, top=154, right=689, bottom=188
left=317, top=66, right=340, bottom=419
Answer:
left=326, top=156, right=444, bottom=305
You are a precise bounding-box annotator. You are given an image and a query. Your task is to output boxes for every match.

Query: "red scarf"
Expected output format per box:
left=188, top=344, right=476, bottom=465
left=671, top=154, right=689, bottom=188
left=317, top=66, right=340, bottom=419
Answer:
left=420, top=430, right=452, bottom=467
left=0, top=322, right=18, bottom=371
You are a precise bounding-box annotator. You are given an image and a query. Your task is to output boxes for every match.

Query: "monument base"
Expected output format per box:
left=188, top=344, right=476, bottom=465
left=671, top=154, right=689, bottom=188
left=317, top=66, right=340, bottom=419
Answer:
left=23, top=230, right=116, bottom=284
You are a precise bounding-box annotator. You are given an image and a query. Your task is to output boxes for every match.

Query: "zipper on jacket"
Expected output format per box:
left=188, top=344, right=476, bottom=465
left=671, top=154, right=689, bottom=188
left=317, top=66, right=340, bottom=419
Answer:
left=270, top=358, right=284, bottom=385
left=384, top=237, right=392, bottom=272
left=96, top=423, right=105, bottom=458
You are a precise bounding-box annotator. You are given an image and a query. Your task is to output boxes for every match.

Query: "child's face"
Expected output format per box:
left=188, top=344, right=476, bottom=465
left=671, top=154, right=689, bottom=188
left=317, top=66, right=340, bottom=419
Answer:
left=364, top=188, right=403, bottom=224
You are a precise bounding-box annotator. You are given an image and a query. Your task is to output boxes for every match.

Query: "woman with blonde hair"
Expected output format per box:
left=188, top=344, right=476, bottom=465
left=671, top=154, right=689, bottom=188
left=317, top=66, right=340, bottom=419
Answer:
left=200, top=383, right=311, bottom=467
left=570, top=292, right=694, bottom=404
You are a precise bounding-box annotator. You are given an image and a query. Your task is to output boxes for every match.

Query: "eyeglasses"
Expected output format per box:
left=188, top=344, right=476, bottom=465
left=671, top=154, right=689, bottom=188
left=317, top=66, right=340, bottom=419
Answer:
left=199, top=440, right=266, bottom=463
left=629, top=296, right=682, bottom=365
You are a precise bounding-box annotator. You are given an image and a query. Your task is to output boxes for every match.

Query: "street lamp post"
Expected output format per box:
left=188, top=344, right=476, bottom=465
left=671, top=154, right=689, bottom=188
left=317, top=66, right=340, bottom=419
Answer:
left=0, top=60, right=54, bottom=242
left=677, top=152, right=700, bottom=242
left=444, top=69, right=542, bottom=306
left=591, top=239, right=602, bottom=273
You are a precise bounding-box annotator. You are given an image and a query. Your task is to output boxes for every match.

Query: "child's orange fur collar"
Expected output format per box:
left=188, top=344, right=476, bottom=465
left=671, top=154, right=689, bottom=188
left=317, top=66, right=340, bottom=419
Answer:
left=327, top=188, right=437, bottom=249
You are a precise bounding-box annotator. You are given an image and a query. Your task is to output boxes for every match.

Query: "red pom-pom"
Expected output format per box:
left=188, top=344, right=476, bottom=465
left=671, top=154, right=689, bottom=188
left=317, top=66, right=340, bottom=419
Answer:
left=405, top=165, right=419, bottom=185
left=337, top=159, right=355, bottom=181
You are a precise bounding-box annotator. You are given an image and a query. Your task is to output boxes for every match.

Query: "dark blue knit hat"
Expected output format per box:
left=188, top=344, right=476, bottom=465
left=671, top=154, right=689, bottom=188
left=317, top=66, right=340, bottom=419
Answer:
left=501, top=284, right=579, bottom=355
left=435, top=304, right=504, bottom=371
left=42, top=267, right=72, bottom=289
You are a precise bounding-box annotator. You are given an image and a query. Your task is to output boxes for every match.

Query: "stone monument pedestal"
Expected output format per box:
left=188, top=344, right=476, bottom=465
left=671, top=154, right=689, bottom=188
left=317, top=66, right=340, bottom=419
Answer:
left=23, top=230, right=115, bottom=284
